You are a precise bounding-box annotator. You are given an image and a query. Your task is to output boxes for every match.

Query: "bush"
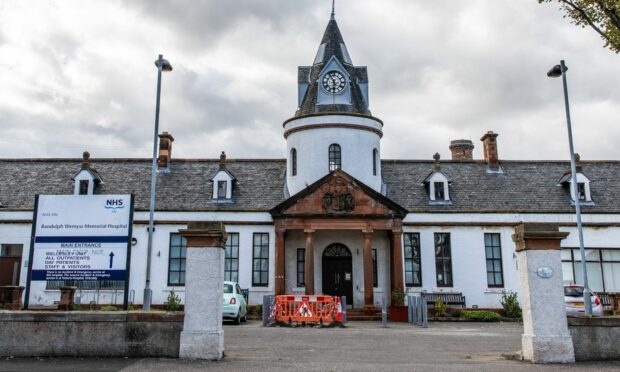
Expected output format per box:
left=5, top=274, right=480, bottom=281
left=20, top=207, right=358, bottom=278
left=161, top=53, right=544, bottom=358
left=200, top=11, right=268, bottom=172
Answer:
left=255, top=304, right=263, bottom=316
left=461, top=310, right=501, bottom=322
left=434, top=299, right=447, bottom=317
left=391, top=289, right=406, bottom=307
left=165, top=289, right=182, bottom=311
left=100, top=305, right=119, bottom=311
left=500, top=291, right=522, bottom=318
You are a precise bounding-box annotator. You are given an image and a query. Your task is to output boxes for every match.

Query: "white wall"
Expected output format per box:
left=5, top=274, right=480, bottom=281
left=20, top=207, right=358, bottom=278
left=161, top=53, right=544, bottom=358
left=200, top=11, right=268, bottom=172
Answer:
left=285, top=115, right=382, bottom=195
left=2, top=209, right=619, bottom=309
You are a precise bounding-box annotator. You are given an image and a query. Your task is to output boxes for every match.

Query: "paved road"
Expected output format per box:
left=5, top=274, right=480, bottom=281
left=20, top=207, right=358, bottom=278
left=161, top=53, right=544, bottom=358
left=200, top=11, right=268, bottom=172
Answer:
left=1, top=321, right=619, bottom=371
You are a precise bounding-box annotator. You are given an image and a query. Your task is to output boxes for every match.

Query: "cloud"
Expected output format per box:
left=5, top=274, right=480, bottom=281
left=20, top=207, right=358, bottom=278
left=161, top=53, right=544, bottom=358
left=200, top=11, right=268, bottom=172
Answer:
left=0, top=0, right=618, bottom=162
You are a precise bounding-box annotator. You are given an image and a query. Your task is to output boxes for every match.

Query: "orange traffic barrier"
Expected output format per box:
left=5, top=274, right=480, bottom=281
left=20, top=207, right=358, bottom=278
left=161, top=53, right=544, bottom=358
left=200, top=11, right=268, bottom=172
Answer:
left=274, top=295, right=343, bottom=326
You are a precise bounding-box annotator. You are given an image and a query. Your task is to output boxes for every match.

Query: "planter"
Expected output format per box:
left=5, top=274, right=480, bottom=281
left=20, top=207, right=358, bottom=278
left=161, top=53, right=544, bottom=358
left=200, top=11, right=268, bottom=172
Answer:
left=389, top=306, right=408, bottom=322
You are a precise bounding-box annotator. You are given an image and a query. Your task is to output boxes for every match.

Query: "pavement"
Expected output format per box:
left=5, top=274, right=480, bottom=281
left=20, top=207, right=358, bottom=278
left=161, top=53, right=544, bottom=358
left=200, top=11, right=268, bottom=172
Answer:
left=1, top=321, right=619, bottom=372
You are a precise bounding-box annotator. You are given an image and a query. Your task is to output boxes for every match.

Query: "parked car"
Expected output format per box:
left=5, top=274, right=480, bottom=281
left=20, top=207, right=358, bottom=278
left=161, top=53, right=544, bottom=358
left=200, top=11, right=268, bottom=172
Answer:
left=223, top=281, right=248, bottom=324
left=564, top=284, right=604, bottom=317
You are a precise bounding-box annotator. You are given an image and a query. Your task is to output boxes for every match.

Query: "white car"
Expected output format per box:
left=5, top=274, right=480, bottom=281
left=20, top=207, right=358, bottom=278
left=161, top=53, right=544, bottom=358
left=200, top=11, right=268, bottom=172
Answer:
left=564, top=285, right=604, bottom=317
left=223, top=281, right=248, bottom=324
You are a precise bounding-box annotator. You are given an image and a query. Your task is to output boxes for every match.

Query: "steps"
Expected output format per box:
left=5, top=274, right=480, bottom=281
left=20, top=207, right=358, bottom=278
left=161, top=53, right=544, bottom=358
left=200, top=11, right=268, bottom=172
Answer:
left=346, top=309, right=382, bottom=321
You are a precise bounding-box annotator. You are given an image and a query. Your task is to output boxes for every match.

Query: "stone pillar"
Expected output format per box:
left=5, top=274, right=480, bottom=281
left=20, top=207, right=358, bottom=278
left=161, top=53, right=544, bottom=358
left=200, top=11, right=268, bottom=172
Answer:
left=304, top=230, right=315, bottom=295
left=274, top=224, right=286, bottom=296
left=512, top=223, right=575, bottom=364
left=391, top=230, right=404, bottom=292
left=179, top=221, right=227, bottom=360
left=363, top=230, right=374, bottom=311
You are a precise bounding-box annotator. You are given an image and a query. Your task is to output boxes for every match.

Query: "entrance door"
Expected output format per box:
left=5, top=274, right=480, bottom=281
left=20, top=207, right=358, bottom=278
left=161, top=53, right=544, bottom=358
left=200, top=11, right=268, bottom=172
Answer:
left=322, top=243, right=353, bottom=305
left=0, top=244, right=23, bottom=286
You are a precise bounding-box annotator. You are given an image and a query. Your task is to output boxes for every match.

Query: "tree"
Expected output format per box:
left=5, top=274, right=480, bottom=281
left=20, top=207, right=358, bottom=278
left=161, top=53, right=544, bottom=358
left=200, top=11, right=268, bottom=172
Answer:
left=539, top=0, right=620, bottom=53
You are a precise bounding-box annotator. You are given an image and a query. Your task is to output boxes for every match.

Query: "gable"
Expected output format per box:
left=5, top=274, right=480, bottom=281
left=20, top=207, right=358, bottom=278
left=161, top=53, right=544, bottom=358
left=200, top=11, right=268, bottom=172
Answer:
left=271, top=169, right=407, bottom=218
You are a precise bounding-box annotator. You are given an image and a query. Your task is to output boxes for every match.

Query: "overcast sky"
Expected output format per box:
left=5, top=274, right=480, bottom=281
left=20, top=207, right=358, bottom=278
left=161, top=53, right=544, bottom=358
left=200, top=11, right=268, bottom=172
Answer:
left=0, top=0, right=618, bottom=161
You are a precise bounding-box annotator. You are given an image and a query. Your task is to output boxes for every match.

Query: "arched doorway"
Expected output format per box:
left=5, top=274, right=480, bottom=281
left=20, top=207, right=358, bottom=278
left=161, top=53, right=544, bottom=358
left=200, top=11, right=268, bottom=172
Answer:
left=322, top=243, right=353, bottom=305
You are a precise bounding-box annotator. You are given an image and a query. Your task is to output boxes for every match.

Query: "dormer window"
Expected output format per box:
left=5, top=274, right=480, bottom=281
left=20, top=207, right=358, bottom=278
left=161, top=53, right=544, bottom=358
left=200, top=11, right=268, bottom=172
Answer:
left=557, top=169, right=593, bottom=204
left=423, top=153, right=451, bottom=205
left=79, top=180, right=89, bottom=195
left=210, top=151, right=236, bottom=202
left=73, top=151, right=102, bottom=196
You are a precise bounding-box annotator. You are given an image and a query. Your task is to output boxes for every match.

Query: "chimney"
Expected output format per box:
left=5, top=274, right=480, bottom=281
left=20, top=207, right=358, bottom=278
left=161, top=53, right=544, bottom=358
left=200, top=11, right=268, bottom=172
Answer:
left=219, top=151, right=227, bottom=170
left=449, top=139, right=474, bottom=160
left=157, top=132, right=175, bottom=169
left=480, top=131, right=499, bottom=170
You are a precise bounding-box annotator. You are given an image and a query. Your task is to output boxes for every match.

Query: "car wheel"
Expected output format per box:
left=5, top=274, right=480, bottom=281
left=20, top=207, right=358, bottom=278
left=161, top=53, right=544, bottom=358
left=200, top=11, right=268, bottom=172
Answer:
left=242, top=312, right=247, bottom=323
left=234, top=312, right=241, bottom=325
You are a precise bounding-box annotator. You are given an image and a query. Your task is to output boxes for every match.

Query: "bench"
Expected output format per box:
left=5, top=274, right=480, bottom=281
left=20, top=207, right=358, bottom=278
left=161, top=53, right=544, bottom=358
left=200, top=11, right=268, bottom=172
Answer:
left=594, top=292, right=614, bottom=310
left=421, top=292, right=466, bottom=308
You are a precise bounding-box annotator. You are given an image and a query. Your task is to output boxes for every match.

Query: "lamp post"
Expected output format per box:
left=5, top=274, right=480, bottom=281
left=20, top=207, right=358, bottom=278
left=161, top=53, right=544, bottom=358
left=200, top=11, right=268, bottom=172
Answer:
left=547, top=60, right=592, bottom=316
left=144, top=54, right=173, bottom=311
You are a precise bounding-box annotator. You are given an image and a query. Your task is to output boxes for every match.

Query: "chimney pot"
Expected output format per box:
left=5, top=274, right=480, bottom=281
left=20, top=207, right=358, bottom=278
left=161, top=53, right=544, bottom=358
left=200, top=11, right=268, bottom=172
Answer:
left=449, top=139, right=474, bottom=161
left=157, top=132, right=175, bottom=169
left=480, top=131, right=499, bottom=170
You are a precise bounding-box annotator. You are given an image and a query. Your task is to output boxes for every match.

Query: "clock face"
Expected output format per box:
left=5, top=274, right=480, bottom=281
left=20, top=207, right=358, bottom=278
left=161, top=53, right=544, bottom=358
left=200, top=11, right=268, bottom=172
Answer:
left=322, top=71, right=346, bottom=93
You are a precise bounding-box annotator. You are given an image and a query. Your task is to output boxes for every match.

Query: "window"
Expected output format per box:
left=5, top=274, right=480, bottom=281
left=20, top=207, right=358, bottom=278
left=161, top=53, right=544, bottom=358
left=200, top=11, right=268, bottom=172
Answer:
left=484, top=233, right=504, bottom=288
left=404, top=233, right=422, bottom=286
left=372, top=249, right=378, bottom=287
left=577, top=182, right=586, bottom=201
left=434, top=182, right=445, bottom=200
left=225, top=233, right=239, bottom=283
left=297, top=248, right=305, bottom=287
left=372, top=149, right=378, bottom=176
left=168, top=233, right=187, bottom=286
left=217, top=181, right=227, bottom=199
left=435, top=233, right=453, bottom=287
left=79, top=180, right=89, bottom=195
left=562, top=248, right=620, bottom=292
left=328, top=144, right=341, bottom=171
left=291, top=148, right=297, bottom=176
left=252, top=233, right=269, bottom=286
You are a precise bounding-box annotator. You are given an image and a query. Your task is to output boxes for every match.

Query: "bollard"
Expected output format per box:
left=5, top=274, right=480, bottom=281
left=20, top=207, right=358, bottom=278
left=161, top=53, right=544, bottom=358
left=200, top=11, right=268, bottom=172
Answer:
left=411, top=296, right=418, bottom=325
left=407, top=295, right=412, bottom=324
left=422, top=299, right=428, bottom=328
left=341, top=296, right=347, bottom=324
left=381, top=297, right=388, bottom=328
left=262, top=295, right=273, bottom=326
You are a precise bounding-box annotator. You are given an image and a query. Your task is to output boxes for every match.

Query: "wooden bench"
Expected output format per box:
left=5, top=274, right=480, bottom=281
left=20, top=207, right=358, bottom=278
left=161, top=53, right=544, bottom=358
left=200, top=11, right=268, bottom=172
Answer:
left=421, top=292, right=466, bottom=308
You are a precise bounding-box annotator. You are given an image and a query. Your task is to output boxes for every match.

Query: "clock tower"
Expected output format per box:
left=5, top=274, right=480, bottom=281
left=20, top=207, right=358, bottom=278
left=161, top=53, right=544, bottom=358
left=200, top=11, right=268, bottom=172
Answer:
left=284, top=10, right=384, bottom=196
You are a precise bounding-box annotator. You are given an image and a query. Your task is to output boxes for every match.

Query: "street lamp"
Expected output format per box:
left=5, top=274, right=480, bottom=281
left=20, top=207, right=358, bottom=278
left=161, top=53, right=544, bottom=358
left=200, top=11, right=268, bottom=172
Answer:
left=547, top=60, right=592, bottom=316
left=144, top=54, right=173, bottom=311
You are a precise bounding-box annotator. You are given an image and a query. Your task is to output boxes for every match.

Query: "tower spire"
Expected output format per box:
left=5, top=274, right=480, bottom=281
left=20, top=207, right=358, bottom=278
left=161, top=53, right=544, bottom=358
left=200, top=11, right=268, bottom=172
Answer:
left=331, top=0, right=335, bottom=19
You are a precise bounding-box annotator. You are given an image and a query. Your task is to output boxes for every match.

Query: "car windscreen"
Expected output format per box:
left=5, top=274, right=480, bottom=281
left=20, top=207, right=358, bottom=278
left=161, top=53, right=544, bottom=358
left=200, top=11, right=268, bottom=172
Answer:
left=564, top=286, right=584, bottom=297
left=224, top=284, right=233, bottom=294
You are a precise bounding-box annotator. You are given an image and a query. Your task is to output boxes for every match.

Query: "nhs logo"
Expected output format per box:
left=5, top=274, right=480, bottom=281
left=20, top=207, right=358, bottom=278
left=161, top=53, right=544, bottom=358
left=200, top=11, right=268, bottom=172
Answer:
left=105, top=199, right=125, bottom=209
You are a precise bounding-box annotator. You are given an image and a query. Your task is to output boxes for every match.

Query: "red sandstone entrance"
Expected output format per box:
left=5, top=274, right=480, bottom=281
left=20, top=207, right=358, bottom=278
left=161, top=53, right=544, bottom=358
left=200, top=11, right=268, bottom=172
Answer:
left=270, top=169, right=408, bottom=310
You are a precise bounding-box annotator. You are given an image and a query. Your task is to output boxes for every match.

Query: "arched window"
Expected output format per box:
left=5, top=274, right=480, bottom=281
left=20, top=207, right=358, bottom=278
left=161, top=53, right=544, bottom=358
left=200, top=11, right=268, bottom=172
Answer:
left=328, top=144, right=341, bottom=171
left=291, top=148, right=297, bottom=176
left=373, top=148, right=378, bottom=176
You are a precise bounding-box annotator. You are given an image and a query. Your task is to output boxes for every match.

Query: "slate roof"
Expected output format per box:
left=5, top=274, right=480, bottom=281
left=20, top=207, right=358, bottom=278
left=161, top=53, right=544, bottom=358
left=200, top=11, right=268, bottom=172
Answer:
left=1, top=158, right=619, bottom=214
left=295, top=17, right=371, bottom=117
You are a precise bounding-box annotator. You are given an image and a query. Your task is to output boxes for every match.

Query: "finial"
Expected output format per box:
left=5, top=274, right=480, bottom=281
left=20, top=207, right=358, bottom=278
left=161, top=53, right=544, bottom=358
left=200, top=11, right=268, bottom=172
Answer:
left=331, top=0, right=335, bottom=19
left=219, top=151, right=227, bottom=171
left=81, top=151, right=91, bottom=169
left=433, top=152, right=441, bottom=171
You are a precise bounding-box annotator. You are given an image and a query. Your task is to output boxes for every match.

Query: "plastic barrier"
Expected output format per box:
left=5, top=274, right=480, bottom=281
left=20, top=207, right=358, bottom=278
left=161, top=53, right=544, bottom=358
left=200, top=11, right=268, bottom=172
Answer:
left=273, top=295, right=343, bottom=326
